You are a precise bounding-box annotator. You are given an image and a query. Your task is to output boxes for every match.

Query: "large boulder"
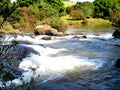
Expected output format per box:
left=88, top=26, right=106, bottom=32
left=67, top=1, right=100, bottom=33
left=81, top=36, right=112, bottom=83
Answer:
left=112, top=28, right=120, bottom=38
left=34, top=25, right=63, bottom=36
left=0, top=43, right=40, bottom=68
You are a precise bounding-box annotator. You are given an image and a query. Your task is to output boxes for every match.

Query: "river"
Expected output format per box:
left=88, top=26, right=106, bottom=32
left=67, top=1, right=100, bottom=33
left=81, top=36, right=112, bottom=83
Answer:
left=0, top=25, right=120, bottom=90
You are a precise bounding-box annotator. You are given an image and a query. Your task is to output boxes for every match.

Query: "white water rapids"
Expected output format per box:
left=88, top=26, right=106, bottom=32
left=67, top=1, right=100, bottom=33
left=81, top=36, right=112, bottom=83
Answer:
left=0, top=33, right=120, bottom=89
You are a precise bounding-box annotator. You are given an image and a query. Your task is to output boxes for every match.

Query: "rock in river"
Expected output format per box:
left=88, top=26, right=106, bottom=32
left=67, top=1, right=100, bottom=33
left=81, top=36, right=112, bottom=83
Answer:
left=0, top=43, right=40, bottom=68
left=34, top=25, right=63, bottom=36
left=115, top=59, right=120, bottom=67
left=112, top=28, right=120, bottom=38
left=41, top=36, right=51, bottom=40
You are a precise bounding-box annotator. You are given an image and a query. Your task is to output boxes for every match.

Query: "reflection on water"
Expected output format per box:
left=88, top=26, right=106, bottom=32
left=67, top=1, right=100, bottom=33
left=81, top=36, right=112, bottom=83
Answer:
left=66, top=24, right=115, bottom=35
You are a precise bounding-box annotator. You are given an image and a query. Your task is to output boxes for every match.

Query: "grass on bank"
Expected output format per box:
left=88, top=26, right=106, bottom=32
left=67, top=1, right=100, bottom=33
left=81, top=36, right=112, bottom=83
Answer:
left=61, top=15, right=112, bottom=27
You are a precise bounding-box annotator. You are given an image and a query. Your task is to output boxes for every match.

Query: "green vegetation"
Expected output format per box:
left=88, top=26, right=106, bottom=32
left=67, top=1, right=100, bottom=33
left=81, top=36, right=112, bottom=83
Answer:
left=72, top=2, right=94, bottom=18
left=111, top=11, right=120, bottom=27
left=61, top=15, right=111, bottom=27
left=93, top=0, right=120, bottom=27
left=41, top=17, right=68, bottom=33
left=69, top=10, right=85, bottom=20
left=0, top=0, right=120, bottom=34
left=94, top=0, right=120, bottom=18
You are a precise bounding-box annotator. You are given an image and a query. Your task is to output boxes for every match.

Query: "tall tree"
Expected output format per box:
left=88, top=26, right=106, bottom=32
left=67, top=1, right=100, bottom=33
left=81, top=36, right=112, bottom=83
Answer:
left=74, top=1, right=94, bottom=17
left=93, top=0, right=120, bottom=18
left=17, top=0, right=34, bottom=7
left=0, top=0, right=18, bottom=28
left=44, top=0, right=65, bottom=16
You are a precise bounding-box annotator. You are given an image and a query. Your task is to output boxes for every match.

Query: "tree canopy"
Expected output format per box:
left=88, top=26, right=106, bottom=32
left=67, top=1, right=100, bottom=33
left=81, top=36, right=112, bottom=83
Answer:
left=93, top=0, right=120, bottom=18
left=0, top=0, right=18, bottom=26
left=74, top=1, right=94, bottom=17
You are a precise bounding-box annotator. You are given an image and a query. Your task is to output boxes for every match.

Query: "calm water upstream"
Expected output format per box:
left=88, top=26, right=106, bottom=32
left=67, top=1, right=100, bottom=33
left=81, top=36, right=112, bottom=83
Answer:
left=0, top=25, right=120, bottom=90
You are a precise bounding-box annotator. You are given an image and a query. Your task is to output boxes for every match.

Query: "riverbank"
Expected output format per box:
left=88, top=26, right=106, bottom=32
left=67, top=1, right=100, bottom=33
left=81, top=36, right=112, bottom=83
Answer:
left=0, top=17, right=112, bottom=35
left=61, top=15, right=112, bottom=27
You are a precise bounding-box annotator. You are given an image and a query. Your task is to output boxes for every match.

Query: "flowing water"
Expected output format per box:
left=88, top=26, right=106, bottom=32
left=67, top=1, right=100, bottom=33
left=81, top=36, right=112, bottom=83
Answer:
left=0, top=26, right=120, bottom=90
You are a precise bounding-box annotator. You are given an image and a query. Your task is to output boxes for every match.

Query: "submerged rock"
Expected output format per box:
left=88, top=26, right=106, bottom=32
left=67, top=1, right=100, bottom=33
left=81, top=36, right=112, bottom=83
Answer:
left=112, top=28, right=120, bottom=38
left=72, top=35, right=87, bottom=39
left=81, top=35, right=87, bottom=39
left=41, top=36, right=51, bottom=40
left=72, top=36, right=80, bottom=39
left=115, top=59, right=120, bottom=67
left=94, top=33, right=100, bottom=36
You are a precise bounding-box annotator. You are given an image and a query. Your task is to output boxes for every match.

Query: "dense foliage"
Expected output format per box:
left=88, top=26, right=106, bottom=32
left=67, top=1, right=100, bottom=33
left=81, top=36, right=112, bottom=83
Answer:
left=73, top=2, right=94, bottom=18
left=93, top=0, right=120, bottom=18
left=112, top=11, right=120, bottom=27
left=93, top=0, right=120, bottom=26
left=0, top=0, right=18, bottom=27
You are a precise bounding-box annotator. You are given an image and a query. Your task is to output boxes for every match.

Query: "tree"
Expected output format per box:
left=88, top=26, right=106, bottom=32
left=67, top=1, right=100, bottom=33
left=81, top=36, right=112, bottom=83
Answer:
left=0, top=0, right=18, bottom=28
left=17, top=0, right=34, bottom=7
left=67, top=1, right=94, bottom=17
left=93, top=0, right=120, bottom=18
left=74, top=1, right=94, bottom=17
left=44, top=0, right=65, bottom=16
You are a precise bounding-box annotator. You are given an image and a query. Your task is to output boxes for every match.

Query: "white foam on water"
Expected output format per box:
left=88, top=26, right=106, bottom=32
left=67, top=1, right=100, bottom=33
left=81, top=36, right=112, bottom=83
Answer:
left=2, top=33, right=113, bottom=45
left=22, top=44, right=66, bottom=55
left=102, top=33, right=113, bottom=39
left=3, top=35, right=62, bottom=45
left=15, top=35, right=62, bottom=44
left=18, top=54, right=106, bottom=83
left=86, top=33, right=112, bottom=39
left=4, top=54, right=105, bottom=87
left=19, top=55, right=87, bottom=82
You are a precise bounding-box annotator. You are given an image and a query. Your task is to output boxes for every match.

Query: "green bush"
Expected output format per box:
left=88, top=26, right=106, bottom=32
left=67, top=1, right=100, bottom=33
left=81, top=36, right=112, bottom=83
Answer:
left=0, top=16, right=3, bottom=24
left=29, top=2, right=59, bottom=20
left=42, top=17, right=68, bottom=33
left=3, top=22, right=13, bottom=32
left=69, top=10, right=85, bottom=20
left=73, top=2, right=94, bottom=18
left=81, top=19, right=88, bottom=25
